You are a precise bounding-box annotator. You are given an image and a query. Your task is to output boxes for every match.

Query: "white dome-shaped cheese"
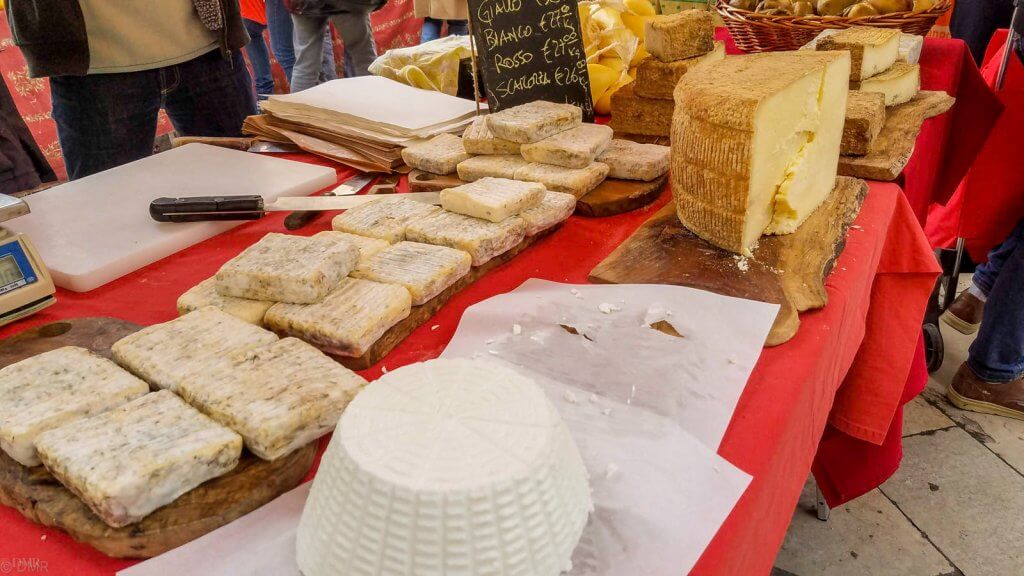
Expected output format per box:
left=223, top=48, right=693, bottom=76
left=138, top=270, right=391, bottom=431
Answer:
left=296, top=358, right=592, bottom=576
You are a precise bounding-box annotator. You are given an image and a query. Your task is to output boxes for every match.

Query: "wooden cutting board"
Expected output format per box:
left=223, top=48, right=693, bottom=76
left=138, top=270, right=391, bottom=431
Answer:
left=589, top=177, right=868, bottom=346
left=407, top=170, right=663, bottom=217
left=0, top=317, right=317, bottom=558
left=838, top=90, right=956, bottom=181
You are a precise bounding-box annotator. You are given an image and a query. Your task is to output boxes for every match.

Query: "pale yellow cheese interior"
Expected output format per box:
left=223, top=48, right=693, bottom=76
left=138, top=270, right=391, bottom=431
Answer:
left=856, top=62, right=920, bottom=106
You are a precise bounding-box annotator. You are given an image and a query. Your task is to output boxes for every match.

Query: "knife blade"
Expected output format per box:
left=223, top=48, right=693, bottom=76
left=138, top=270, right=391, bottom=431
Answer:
left=149, top=193, right=441, bottom=223
left=284, top=172, right=376, bottom=230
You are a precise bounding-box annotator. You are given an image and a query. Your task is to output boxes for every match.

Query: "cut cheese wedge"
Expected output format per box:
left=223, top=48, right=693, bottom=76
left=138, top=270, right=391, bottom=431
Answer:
left=645, top=10, right=715, bottom=62
left=352, top=241, right=471, bottom=305
left=177, top=277, right=273, bottom=325
left=635, top=41, right=725, bottom=100
left=405, top=210, right=527, bottom=266
left=671, top=51, right=851, bottom=255
left=842, top=90, right=886, bottom=156
left=852, top=61, right=920, bottom=107
left=440, top=177, right=546, bottom=223
left=817, top=26, right=899, bottom=81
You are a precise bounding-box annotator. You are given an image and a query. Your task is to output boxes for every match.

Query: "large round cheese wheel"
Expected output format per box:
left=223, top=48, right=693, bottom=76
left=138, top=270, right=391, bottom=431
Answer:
left=296, top=358, right=592, bottom=576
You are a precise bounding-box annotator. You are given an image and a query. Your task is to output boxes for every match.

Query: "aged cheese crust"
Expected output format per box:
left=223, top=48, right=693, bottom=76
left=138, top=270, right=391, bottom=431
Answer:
left=645, top=10, right=715, bottom=62
left=461, top=116, right=521, bottom=155
left=313, top=231, right=390, bottom=266
left=596, top=139, right=670, bottom=181
left=177, top=277, right=272, bottom=325
left=215, top=233, right=359, bottom=304
left=405, top=210, right=527, bottom=266
left=351, top=241, right=472, bottom=305
left=34, top=390, right=242, bottom=528
left=520, top=123, right=614, bottom=169
left=514, top=162, right=609, bottom=198
left=112, top=307, right=278, bottom=393
left=485, top=101, right=583, bottom=144
left=400, top=133, right=472, bottom=175
left=0, top=347, right=149, bottom=467
left=608, top=83, right=675, bottom=137
left=264, top=278, right=412, bottom=358
left=456, top=154, right=529, bottom=182
left=440, top=177, right=546, bottom=222
left=634, top=41, right=725, bottom=99
left=817, top=26, right=900, bottom=81
left=518, top=191, right=577, bottom=236
left=841, top=91, right=886, bottom=156
left=331, top=197, right=442, bottom=243
left=851, top=61, right=920, bottom=106
left=178, top=338, right=367, bottom=461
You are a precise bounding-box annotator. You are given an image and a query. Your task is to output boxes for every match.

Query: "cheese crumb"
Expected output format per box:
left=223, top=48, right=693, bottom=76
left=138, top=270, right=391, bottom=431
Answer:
left=851, top=225, right=862, bottom=230
left=40, top=535, right=47, bottom=541
left=605, top=463, right=620, bottom=479
left=431, top=324, right=440, bottom=331
left=602, top=408, right=612, bottom=416
left=589, top=393, right=599, bottom=403
left=563, top=390, right=578, bottom=404
left=727, top=355, right=738, bottom=365
left=733, top=254, right=750, bottom=272
left=570, top=288, right=582, bottom=298
left=512, top=323, right=522, bottom=335
left=598, top=302, right=622, bottom=314
left=381, top=365, right=388, bottom=374
left=488, top=350, right=500, bottom=356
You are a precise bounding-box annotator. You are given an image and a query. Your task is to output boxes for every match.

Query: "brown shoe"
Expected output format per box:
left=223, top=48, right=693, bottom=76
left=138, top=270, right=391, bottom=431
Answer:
left=947, top=363, right=1024, bottom=420
left=941, top=291, right=985, bottom=335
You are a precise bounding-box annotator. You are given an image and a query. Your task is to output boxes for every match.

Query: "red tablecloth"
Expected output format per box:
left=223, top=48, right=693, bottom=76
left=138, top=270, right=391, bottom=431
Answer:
left=0, top=153, right=938, bottom=574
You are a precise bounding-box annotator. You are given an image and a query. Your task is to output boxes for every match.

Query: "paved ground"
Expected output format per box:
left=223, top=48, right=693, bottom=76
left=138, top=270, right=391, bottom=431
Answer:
left=772, top=279, right=1024, bottom=576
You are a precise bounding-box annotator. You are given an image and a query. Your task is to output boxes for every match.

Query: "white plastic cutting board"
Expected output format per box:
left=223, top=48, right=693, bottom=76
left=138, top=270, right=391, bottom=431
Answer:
left=7, top=144, right=337, bottom=292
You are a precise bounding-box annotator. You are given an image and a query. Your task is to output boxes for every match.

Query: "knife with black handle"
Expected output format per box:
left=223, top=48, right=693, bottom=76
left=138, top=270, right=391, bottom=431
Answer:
left=149, top=192, right=441, bottom=223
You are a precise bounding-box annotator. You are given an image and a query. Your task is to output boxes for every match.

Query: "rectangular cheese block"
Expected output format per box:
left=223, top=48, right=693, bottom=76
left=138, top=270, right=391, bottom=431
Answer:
left=842, top=91, right=886, bottom=156
left=215, top=233, right=359, bottom=304
left=607, top=83, right=674, bottom=137
left=852, top=61, right=920, bottom=106
left=405, top=210, right=527, bottom=266
left=331, top=196, right=442, bottom=243
left=177, top=277, right=272, bottom=325
left=518, top=191, right=577, bottom=236
left=0, top=347, right=149, bottom=467
left=520, top=123, right=614, bottom=169
left=817, top=26, right=900, bottom=81
left=645, top=10, right=715, bottom=62
left=671, top=51, right=851, bottom=255
left=634, top=41, right=725, bottom=99
left=440, top=177, right=545, bottom=222
left=596, top=139, right=670, bottom=181
left=456, top=155, right=529, bottom=182
left=313, top=231, right=390, bottom=266
left=112, top=307, right=279, bottom=393
left=485, top=101, right=583, bottom=144
left=514, top=162, right=609, bottom=198
left=351, top=241, right=471, bottom=305
left=400, top=133, right=472, bottom=175
left=264, top=277, right=412, bottom=358
left=178, top=338, right=366, bottom=461
left=462, top=115, right=521, bottom=155
left=34, top=390, right=242, bottom=528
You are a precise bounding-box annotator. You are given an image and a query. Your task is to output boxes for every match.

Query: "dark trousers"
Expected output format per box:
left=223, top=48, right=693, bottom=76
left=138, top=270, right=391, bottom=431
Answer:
left=969, top=219, right=1024, bottom=382
left=243, top=18, right=276, bottom=98
left=50, top=49, right=257, bottom=180
left=951, top=0, right=1014, bottom=65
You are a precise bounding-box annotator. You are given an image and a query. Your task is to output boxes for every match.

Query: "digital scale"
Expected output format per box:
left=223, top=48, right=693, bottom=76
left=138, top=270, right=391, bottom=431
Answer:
left=0, top=193, right=55, bottom=326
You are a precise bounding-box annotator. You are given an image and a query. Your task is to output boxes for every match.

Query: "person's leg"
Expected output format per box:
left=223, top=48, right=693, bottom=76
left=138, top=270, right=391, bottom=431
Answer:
left=290, top=13, right=327, bottom=92
left=950, top=0, right=1012, bottom=65
left=330, top=9, right=377, bottom=77
left=49, top=71, right=162, bottom=179
left=161, top=50, right=257, bottom=138
left=942, top=220, right=1024, bottom=334
left=265, top=0, right=296, bottom=82
left=446, top=20, right=469, bottom=36
left=421, top=17, right=442, bottom=42
left=243, top=19, right=276, bottom=98
left=321, top=27, right=338, bottom=82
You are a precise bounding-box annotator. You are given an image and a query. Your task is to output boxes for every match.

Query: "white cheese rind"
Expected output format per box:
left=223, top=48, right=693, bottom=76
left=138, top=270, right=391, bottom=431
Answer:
left=456, top=154, right=529, bottom=182
left=596, top=139, right=670, bottom=181
left=816, top=26, right=900, bottom=81
left=520, top=123, right=614, bottom=169
left=518, top=191, right=577, bottom=236
left=462, top=116, right=522, bottom=155
left=853, top=61, right=920, bottom=106
left=515, top=162, right=609, bottom=198
left=112, top=307, right=278, bottom=393
left=296, top=358, right=592, bottom=576
left=405, top=210, right=527, bottom=266
left=264, top=278, right=412, bottom=358
left=485, top=101, right=583, bottom=144
left=0, top=347, right=149, bottom=467
left=351, top=241, right=471, bottom=305
left=34, top=390, right=242, bottom=528
left=214, top=233, right=359, bottom=304
left=177, top=277, right=272, bottom=325
left=313, top=231, right=391, bottom=266
left=178, top=338, right=367, bottom=461
left=331, top=197, right=442, bottom=244
left=400, top=133, right=472, bottom=175
left=439, top=177, right=546, bottom=222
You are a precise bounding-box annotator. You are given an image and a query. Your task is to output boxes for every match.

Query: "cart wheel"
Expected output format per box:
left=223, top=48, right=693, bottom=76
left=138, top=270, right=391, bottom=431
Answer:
left=924, top=323, right=944, bottom=373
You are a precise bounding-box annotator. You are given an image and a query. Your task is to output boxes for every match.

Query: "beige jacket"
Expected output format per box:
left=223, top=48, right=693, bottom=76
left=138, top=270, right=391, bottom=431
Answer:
left=414, top=0, right=468, bottom=20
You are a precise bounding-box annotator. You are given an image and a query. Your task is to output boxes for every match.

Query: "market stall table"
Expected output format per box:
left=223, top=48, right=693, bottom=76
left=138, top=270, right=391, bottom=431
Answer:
left=0, top=153, right=937, bottom=575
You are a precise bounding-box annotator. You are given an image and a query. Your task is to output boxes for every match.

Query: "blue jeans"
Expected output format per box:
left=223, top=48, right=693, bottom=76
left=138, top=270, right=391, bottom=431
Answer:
left=290, top=10, right=375, bottom=92
left=421, top=18, right=469, bottom=42
left=968, top=219, right=1024, bottom=382
left=243, top=19, right=275, bottom=98
left=265, top=0, right=337, bottom=83
left=50, top=49, right=257, bottom=180
left=972, top=220, right=1023, bottom=296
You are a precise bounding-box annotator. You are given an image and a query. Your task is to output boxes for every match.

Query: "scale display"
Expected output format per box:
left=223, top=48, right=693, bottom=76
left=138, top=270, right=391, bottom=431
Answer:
left=0, top=241, right=36, bottom=295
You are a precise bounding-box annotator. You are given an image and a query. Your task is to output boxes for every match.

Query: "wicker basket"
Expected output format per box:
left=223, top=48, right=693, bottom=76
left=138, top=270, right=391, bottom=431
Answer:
left=716, top=0, right=951, bottom=52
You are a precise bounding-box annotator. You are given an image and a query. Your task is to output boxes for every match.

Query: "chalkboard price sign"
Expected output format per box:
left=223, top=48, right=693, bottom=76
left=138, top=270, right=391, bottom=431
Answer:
left=468, top=0, right=595, bottom=121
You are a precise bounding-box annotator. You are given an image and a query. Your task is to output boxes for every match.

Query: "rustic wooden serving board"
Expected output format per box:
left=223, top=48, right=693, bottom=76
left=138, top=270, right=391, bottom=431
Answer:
left=589, top=177, right=868, bottom=346
left=838, top=90, right=956, bottom=181
left=0, top=317, right=317, bottom=559
left=407, top=170, right=664, bottom=217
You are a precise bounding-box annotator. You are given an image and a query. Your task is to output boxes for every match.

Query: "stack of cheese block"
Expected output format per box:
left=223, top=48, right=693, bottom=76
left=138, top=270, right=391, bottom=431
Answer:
left=402, top=101, right=671, bottom=196
left=0, top=306, right=368, bottom=528
left=609, top=10, right=723, bottom=138
left=296, top=358, right=593, bottom=576
left=670, top=50, right=852, bottom=256
left=800, top=28, right=925, bottom=65
left=815, top=27, right=922, bottom=157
